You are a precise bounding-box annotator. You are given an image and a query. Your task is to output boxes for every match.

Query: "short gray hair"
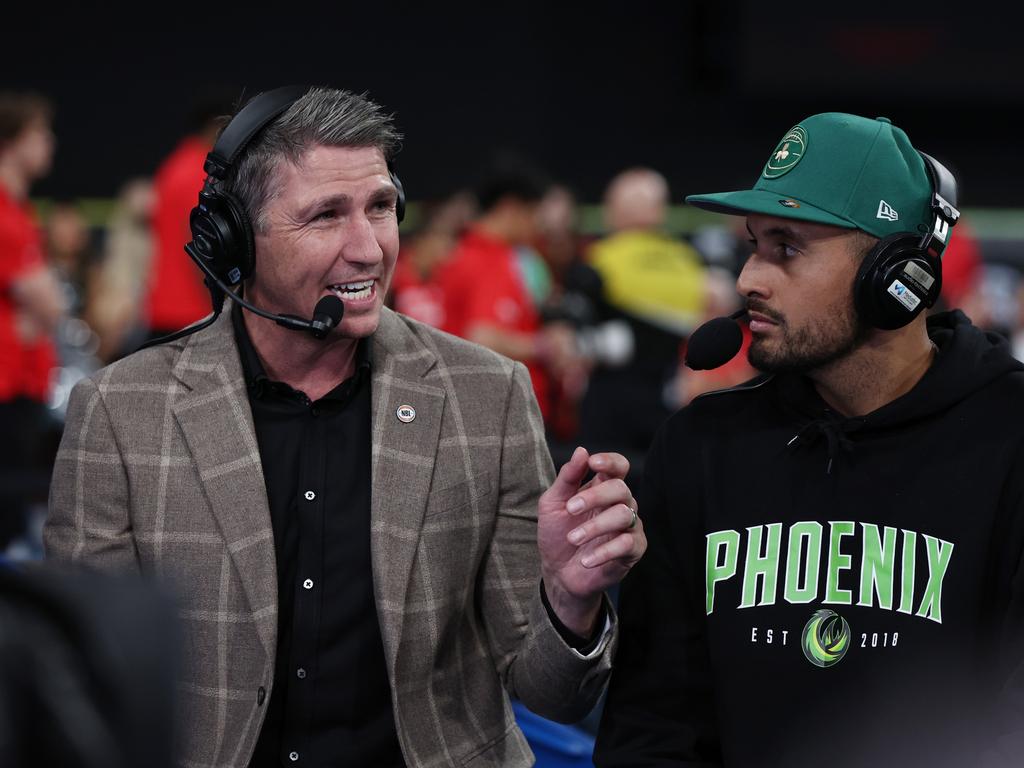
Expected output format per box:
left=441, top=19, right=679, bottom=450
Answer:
left=222, top=87, right=402, bottom=233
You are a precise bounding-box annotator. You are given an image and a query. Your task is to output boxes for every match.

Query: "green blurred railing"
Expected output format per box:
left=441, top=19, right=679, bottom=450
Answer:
left=31, top=199, right=1024, bottom=241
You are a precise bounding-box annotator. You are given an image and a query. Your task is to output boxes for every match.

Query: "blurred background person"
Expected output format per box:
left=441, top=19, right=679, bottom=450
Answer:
left=535, top=184, right=591, bottom=291
left=1014, top=279, right=1024, bottom=362
left=573, top=167, right=729, bottom=468
left=936, top=218, right=983, bottom=314
left=141, top=93, right=231, bottom=342
left=88, top=178, right=155, bottom=362
left=42, top=200, right=103, bottom=430
left=45, top=200, right=100, bottom=322
left=389, top=190, right=475, bottom=328
left=0, top=92, right=65, bottom=555
left=535, top=184, right=594, bottom=446
left=439, top=157, right=581, bottom=424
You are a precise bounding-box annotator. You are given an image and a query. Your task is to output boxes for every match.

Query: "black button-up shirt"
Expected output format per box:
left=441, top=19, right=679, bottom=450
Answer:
left=235, top=306, right=404, bottom=768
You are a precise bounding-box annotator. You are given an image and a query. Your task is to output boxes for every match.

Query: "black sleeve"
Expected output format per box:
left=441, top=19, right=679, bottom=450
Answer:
left=594, top=420, right=723, bottom=767
left=540, top=580, right=608, bottom=654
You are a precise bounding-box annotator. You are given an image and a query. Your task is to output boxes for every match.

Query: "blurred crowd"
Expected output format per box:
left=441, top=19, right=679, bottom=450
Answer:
left=3, top=89, right=1024, bottom=560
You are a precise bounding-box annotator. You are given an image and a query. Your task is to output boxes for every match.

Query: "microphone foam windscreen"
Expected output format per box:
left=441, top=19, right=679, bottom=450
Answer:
left=685, top=316, right=743, bottom=370
left=313, top=295, right=344, bottom=325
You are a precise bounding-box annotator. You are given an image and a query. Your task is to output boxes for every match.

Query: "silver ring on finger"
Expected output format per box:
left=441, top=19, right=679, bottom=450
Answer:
left=627, top=504, right=638, bottom=530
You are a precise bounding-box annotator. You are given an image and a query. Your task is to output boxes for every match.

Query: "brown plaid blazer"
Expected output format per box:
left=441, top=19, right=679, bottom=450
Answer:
left=45, top=307, right=616, bottom=767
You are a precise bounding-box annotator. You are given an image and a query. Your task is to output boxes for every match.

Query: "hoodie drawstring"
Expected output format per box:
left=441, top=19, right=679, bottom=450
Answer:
left=787, top=416, right=855, bottom=475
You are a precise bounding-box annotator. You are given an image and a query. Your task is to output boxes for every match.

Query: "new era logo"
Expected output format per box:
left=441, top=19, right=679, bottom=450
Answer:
left=877, top=200, right=899, bottom=222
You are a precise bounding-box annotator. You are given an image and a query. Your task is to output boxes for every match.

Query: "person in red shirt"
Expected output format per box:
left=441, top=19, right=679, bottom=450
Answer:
left=0, top=92, right=65, bottom=549
left=389, top=192, right=475, bottom=328
left=439, top=163, right=578, bottom=421
left=142, top=97, right=231, bottom=340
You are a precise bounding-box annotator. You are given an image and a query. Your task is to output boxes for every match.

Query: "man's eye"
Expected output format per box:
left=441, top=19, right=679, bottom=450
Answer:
left=313, top=210, right=336, bottom=221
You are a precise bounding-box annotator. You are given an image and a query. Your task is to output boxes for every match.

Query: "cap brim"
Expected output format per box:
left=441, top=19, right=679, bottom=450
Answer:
left=685, top=189, right=858, bottom=230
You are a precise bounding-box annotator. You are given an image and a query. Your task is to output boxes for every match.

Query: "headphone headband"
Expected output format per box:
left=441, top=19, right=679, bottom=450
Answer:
left=917, top=151, right=961, bottom=258
left=204, top=85, right=310, bottom=179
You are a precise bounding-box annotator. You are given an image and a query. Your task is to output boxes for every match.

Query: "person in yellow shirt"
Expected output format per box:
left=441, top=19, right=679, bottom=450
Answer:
left=576, top=168, right=714, bottom=461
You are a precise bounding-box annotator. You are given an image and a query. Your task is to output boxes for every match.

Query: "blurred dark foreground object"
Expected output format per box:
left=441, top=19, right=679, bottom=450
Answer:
left=0, top=562, right=179, bottom=768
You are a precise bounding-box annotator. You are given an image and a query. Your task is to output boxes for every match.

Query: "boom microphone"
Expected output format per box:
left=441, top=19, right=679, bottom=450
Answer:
left=138, top=247, right=347, bottom=350
left=308, top=295, right=345, bottom=339
left=684, top=309, right=748, bottom=371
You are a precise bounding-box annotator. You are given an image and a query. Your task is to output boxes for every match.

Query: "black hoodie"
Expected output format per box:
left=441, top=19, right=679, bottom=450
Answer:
left=595, top=312, right=1024, bottom=768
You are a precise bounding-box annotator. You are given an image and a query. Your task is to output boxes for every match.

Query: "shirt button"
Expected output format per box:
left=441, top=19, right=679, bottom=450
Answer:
left=297, top=668, right=306, bottom=679
left=257, top=686, right=266, bottom=705
left=289, top=751, right=299, bottom=761
left=303, top=579, right=313, bottom=589
left=304, top=491, right=315, bottom=501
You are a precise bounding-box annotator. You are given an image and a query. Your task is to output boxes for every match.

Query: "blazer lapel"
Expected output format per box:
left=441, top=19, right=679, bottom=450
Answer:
left=369, top=309, right=445, bottom=669
left=170, top=310, right=277, bottom=657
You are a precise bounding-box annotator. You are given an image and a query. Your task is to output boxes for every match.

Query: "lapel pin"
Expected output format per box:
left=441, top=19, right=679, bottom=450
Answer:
left=396, top=404, right=416, bottom=423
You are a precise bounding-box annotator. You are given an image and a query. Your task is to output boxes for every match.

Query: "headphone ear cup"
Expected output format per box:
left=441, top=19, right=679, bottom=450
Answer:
left=187, top=187, right=256, bottom=286
left=854, top=233, right=941, bottom=330
left=216, top=188, right=256, bottom=281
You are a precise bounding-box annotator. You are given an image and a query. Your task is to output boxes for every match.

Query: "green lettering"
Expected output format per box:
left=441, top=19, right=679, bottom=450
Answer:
left=784, top=521, right=822, bottom=604
left=916, top=535, right=954, bottom=624
left=858, top=523, right=897, bottom=610
left=897, top=530, right=917, bottom=615
left=706, top=530, right=741, bottom=615
left=824, top=521, right=855, bottom=604
left=740, top=523, right=783, bottom=608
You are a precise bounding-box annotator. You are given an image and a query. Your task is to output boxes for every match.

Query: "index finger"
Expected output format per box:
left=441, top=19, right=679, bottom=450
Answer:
left=587, top=452, right=630, bottom=480
left=544, top=445, right=592, bottom=505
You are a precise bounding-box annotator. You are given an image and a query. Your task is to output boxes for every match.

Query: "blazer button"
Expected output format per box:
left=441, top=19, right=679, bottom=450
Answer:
left=257, top=686, right=266, bottom=706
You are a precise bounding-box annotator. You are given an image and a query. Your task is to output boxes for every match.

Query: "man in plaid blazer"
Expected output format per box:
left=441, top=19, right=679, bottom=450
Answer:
left=45, top=87, right=647, bottom=767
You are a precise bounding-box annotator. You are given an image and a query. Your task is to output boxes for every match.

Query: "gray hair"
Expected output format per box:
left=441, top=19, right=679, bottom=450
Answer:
left=222, top=87, right=402, bottom=233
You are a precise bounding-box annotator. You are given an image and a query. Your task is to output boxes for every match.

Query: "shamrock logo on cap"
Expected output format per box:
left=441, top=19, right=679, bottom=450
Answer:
left=764, top=125, right=807, bottom=179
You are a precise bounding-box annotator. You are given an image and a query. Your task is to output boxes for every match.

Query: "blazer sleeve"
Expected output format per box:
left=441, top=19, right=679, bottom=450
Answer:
left=477, top=361, right=616, bottom=724
left=44, top=375, right=141, bottom=573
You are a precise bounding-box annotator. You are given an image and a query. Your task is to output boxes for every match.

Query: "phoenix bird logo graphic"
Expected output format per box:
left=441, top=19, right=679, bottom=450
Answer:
left=802, top=609, right=850, bottom=668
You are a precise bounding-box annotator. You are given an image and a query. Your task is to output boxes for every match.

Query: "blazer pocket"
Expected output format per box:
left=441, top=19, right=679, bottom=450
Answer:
left=424, top=472, right=493, bottom=519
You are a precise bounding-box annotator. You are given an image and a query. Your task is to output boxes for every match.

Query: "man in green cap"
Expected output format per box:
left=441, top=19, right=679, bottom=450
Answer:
left=594, top=113, right=1024, bottom=767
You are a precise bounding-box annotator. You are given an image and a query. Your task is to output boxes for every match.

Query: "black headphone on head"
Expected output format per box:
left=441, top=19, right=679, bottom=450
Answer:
left=853, top=151, right=960, bottom=330
left=187, top=85, right=406, bottom=291
left=140, top=85, right=406, bottom=350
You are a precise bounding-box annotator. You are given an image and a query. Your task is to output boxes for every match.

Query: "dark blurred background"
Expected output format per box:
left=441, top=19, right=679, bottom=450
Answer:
left=5, top=2, right=1022, bottom=207
left=4, top=5, right=1024, bottom=764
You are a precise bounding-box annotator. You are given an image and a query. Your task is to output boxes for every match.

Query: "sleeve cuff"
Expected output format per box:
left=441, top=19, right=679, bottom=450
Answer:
left=540, top=580, right=612, bottom=658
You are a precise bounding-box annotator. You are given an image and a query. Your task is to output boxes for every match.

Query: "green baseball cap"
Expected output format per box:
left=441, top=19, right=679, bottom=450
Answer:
left=686, top=112, right=937, bottom=244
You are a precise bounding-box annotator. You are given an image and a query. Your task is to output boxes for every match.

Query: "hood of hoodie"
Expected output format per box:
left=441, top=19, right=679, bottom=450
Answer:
left=872, top=310, right=1024, bottom=424
left=773, top=310, right=1024, bottom=470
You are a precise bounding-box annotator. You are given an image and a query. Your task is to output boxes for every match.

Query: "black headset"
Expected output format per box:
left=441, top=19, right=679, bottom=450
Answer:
left=187, top=85, right=405, bottom=290
left=853, top=151, right=960, bottom=330
left=140, top=86, right=405, bottom=349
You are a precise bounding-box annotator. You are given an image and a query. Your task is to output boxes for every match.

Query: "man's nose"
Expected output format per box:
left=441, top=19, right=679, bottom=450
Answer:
left=736, top=253, right=769, bottom=300
left=342, top=215, right=384, bottom=265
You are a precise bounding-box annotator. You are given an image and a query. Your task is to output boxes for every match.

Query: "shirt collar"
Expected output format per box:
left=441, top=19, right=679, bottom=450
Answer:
left=231, top=300, right=371, bottom=399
